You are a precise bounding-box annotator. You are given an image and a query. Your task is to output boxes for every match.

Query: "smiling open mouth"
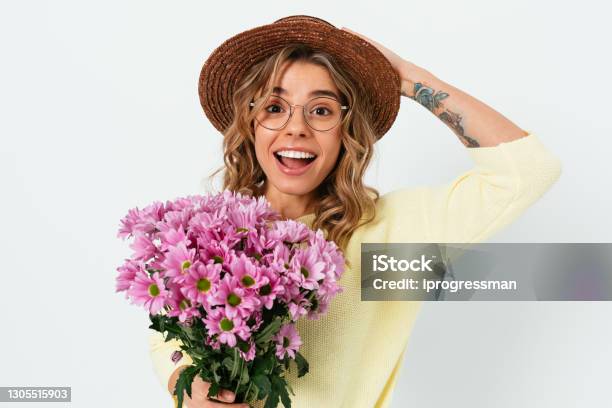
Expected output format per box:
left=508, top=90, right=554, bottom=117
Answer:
left=274, top=152, right=317, bottom=169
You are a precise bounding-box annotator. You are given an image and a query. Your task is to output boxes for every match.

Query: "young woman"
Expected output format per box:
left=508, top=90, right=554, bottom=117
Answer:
left=149, top=15, right=562, bottom=408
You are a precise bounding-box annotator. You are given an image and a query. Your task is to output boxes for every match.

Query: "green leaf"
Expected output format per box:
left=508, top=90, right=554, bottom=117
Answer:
left=252, top=355, right=273, bottom=377
left=249, top=382, right=260, bottom=402
left=189, top=348, right=212, bottom=360
left=149, top=314, right=189, bottom=346
left=239, top=363, right=250, bottom=385
left=208, top=382, right=220, bottom=399
left=264, top=389, right=280, bottom=408
left=279, top=383, right=292, bottom=408
left=255, top=318, right=282, bottom=345
left=148, top=314, right=162, bottom=331
left=294, top=352, right=309, bottom=378
left=271, top=376, right=291, bottom=408
left=165, top=331, right=180, bottom=342
left=222, top=356, right=234, bottom=372
left=210, top=361, right=221, bottom=383
left=285, top=379, right=295, bottom=396
left=230, top=348, right=240, bottom=380
left=174, top=366, right=199, bottom=408
left=252, top=374, right=271, bottom=399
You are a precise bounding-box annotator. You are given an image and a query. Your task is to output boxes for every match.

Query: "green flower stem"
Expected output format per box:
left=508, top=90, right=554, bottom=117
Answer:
left=231, top=348, right=240, bottom=379
left=244, top=380, right=253, bottom=403
left=234, top=357, right=244, bottom=398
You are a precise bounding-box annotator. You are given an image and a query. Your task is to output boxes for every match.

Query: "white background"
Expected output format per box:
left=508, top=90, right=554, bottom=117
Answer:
left=1, top=1, right=611, bottom=407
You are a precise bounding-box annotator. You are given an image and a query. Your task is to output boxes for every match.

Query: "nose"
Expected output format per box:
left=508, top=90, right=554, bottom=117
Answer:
left=283, top=105, right=310, bottom=136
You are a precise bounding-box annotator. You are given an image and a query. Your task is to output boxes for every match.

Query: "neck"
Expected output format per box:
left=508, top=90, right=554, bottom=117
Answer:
left=263, top=182, right=316, bottom=220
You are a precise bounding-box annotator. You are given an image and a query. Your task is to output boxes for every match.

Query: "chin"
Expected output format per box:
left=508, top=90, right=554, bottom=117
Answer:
left=272, top=179, right=319, bottom=196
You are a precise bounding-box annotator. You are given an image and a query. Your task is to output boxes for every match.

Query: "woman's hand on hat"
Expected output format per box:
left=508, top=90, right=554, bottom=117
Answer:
left=341, top=27, right=431, bottom=98
left=340, top=27, right=408, bottom=73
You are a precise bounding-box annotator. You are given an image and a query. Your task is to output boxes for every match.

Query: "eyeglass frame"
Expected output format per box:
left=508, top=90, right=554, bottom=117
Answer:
left=248, top=94, right=349, bottom=132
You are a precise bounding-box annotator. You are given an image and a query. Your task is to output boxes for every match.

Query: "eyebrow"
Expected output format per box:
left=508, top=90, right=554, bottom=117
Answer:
left=272, top=86, right=340, bottom=100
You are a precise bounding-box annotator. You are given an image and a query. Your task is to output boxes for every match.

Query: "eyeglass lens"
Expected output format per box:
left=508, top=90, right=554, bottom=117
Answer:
left=253, top=95, right=344, bottom=131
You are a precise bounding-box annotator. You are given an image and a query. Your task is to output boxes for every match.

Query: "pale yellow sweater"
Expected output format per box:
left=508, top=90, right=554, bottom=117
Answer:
left=149, top=132, right=562, bottom=408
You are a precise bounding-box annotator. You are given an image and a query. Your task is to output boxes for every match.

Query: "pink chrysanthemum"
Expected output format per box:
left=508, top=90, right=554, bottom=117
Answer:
left=275, top=220, right=311, bottom=243
left=288, top=246, right=327, bottom=291
left=115, top=259, right=141, bottom=294
left=190, top=211, right=225, bottom=243
left=180, top=261, right=221, bottom=305
left=273, top=323, right=302, bottom=359
left=309, top=230, right=345, bottom=280
left=308, top=283, right=343, bottom=319
left=167, top=293, right=201, bottom=323
left=287, top=294, right=311, bottom=321
left=210, top=275, right=261, bottom=320
left=161, top=242, right=196, bottom=282
left=116, top=201, right=165, bottom=239
left=157, top=226, right=192, bottom=252
left=197, top=239, right=232, bottom=266
left=130, top=232, right=157, bottom=262
left=203, top=308, right=251, bottom=347
left=127, top=271, right=168, bottom=314
left=237, top=339, right=256, bottom=361
left=230, top=253, right=265, bottom=290
left=257, top=266, right=286, bottom=310
left=227, top=205, right=259, bottom=231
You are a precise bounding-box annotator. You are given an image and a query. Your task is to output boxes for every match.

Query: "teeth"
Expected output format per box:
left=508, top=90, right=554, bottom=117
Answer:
left=276, top=150, right=316, bottom=159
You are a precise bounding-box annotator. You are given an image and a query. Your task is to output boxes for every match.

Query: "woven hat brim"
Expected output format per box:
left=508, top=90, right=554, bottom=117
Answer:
left=199, top=18, right=401, bottom=139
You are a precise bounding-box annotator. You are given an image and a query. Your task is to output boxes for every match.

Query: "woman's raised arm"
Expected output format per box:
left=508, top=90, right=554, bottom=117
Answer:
left=376, top=131, right=562, bottom=244
left=342, top=28, right=562, bottom=244
left=342, top=26, right=529, bottom=148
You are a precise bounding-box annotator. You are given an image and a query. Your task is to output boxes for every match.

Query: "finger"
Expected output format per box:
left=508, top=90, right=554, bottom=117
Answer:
left=342, top=27, right=373, bottom=43
left=214, top=388, right=236, bottom=403
left=182, top=389, right=208, bottom=406
left=189, top=376, right=211, bottom=400
left=343, top=27, right=392, bottom=57
left=342, top=27, right=367, bottom=42
left=181, top=383, right=210, bottom=405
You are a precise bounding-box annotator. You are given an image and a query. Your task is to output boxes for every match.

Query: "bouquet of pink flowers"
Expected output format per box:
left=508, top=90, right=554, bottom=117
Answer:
left=115, top=190, right=345, bottom=408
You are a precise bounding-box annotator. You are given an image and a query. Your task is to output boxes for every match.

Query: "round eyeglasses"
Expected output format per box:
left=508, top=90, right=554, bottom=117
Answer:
left=249, top=94, right=349, bottom=132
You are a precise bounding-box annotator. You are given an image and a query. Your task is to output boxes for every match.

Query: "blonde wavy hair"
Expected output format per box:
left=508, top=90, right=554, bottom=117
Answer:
left=206, top=44, right=380, bottom=260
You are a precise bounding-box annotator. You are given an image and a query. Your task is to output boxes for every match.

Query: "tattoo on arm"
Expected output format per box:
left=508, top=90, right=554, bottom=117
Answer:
left=403, top=83, right=480, bottom=148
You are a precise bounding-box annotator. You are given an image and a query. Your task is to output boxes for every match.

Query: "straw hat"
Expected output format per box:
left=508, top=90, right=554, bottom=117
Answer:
left=198, top=15, right=401, bottom=140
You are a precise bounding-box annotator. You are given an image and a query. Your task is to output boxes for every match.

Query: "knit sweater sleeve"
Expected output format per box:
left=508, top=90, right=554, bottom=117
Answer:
left=378, top=132, right=562, bottom=243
